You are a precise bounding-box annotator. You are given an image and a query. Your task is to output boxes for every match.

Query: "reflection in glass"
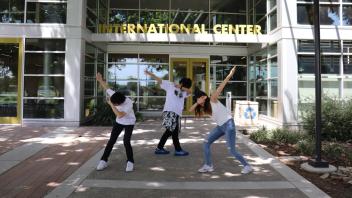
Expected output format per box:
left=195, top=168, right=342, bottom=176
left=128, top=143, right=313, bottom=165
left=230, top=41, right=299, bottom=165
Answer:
left=298, top=55, right=340, bottom=74
left=343, top=5, right=352, bottom=25
left=170, top=12, right=209, bottom=27
left=108, top=54, right=138, bottom=63
left=141, top=11, right=169, bottom=24
left=139, top=81, right=165, bottom=96
left=269, top=57, right=278, bottom=78
left=0, top=43, right=19, bottom=117
left=110, top=10, right=139, bottom=24
left=270, top=79, right=278, bottom=98
left=140, top=54, right=169, bottom=63
left=110, top=0, right=139, bottom=9
left=108, top=64, right=138, bottom=80
left=210, top=0, right=246, bottom=13
left=25, top=39, right=66, bottom=51
left=216, top=66, right=247, bottom=81
left=298, top=4, right=340, bottom=25
left=141, top=0, right=169, bottom=10
left=25, top=53, right=65, bottom=74
left=344, top=55, right=352, bottom=74
left=216, top=82, right=247, bottom=97
left=172, top=61, right=187, bottom=84
left=171, top=0, right=208, bottom=11
left=26, top=2, right=67, bottom=23
left=258, top=99, right=268, bottom=115
left=0, top=0, right=24, bottom=23
left=269, top=11, right=277, bottom=31
left=256, top=81, right=268, bottom=97
left=210, top=56, right=247, bottom=65
left=23, top=99, right=64, bottom=118
left=24, top=76, right=64, bottom=97
left=139, top=97, right=165, bottom=111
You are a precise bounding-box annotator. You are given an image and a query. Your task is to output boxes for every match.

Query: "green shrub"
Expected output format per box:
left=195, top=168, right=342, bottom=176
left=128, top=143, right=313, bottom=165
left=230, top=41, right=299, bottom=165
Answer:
left=249, top=127, right=272, bottom=144
left=302, top=96, right=352, bottom=142
left=296, top=139, right=315, bottom=156
left=271, top=128, right=307, bottom=145
left=322, top=142, right=345, bottom=162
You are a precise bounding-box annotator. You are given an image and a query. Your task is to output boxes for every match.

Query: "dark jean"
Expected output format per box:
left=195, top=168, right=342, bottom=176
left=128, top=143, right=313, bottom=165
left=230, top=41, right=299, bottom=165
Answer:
left=101, top=122, right=134, bottom=163
left=203, top=119, right=248, bottom=166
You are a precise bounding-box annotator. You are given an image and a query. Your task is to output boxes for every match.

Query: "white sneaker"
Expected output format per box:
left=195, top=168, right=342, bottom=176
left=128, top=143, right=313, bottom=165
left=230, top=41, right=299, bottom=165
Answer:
left=96, top=160, right=107, bottom=171
left=241, top=165, right=253, bottom=174
left=126, top=161, right=134, bottom=172
left=198, top=164, right=214, bottom=173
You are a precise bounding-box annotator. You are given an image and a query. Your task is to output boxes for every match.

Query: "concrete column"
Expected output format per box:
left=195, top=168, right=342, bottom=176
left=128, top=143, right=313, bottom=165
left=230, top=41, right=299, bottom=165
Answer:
left=278, top=39, right=299, bottom=125
left=67, top=0, right=85, bottom=27
left=64, top=39, right=85, bottom=126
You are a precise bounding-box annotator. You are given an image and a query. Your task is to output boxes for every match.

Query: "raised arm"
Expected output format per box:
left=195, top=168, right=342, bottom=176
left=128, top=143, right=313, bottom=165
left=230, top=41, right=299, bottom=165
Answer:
left=96, top=72, right=109, bottom=90
left=210, top=66, right=236, bottom=102
left=144, top=70, right=162, bottom=84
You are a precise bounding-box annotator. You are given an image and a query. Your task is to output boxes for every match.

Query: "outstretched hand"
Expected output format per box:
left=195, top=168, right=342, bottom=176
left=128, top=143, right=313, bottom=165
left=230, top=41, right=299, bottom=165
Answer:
left=228, top=66, right=237, bottom=77
left=96, top=72, right=103, bottom=82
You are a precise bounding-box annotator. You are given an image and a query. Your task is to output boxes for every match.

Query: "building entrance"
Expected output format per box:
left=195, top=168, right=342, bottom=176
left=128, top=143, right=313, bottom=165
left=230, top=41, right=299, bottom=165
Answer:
left=170, top=58, right=209, bottom=115
left=0, top=38, right=22, bottom=124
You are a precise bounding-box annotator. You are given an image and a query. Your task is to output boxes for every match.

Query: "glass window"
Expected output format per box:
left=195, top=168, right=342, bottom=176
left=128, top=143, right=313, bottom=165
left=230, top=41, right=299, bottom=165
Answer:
left=269, top=10, right=277, bottom=31
left=211, top=13, right=246, bottom=28
left=25, top=53, right=65, bottom=75
left=23, top=99, right=64, bottom=119
left=108, top=54, right=138, bottom=63
left=344, top=55, right=352, bottom=74
left=210, top=0, right=246, bottom=13
left=216, top=82, right=247, bottom=97
left=343, top=5, right=352, bottom=25
left=140, top=11, right=169, bottom=24
left=25, top=39, right=65, bottom=51
left=256, top=81, right=268, bottom=97
left=269, top=0, right=277, bottom=10
left=140, top=54, right=169, bottom=63
left=298, top=55, right=340, bottom=74
left=139, top=81, right=165, bottom=96
left=24, top=77, right=64, bottom=98
left=269, top=57, right=278, bottom=78
left=108, top=64, right=138, bottom=80
left=258, top=99, right=268, bottom=115
left=141, top=0, right=169, bottom=10
left=0, top=43, right=19, bottom=118
left=26, top=2, right=67, bottom=24
left=215, top=66, right=247, bottom=81
left=343, top=41, right=352, bottom=53
left=210, top=56, right=247, bottom=65
left=171, top=0, right=208, bottom=11
left=24, top=39, right=66, bottom=119
left=139, top=97, right=165, bottom=111
left=109, top=9, right=139, bottom=24
left=110, top=0, right=139, bottom=9
left=298, top=4, right=340, bottom=25
left=270, top=79, right=278, bottom=98
left=0, top=0, right=24, bottom=23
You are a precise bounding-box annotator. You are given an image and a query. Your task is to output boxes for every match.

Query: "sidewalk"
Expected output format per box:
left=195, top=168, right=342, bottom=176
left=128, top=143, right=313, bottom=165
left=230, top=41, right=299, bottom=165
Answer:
left=0, top=120, right=330, bottom=198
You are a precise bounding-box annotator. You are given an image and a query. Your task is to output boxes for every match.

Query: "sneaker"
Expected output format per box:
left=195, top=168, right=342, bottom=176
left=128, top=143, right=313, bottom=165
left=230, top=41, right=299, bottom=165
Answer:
left=241, top=165, right=253, bottom=174
left=174, top=150, right=189, bottom=156
left=96, top=160, right=107, bottom=171
left=125, top=161, right=134, bottom=172
left=154, top=148, right=170, bottom=155
left=198, top=164, right=214, bottom=173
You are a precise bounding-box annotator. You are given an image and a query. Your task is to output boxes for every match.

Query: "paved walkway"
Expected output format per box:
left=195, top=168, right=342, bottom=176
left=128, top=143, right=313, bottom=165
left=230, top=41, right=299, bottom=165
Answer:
left=0, top=119, right=330, bottom=198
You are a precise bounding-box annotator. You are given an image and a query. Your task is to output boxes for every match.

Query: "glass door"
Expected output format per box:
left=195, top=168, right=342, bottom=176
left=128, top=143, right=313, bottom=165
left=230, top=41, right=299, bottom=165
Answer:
left=0, top=38, right=22, bottom=124
left=170, top=58, right=209, bottom=114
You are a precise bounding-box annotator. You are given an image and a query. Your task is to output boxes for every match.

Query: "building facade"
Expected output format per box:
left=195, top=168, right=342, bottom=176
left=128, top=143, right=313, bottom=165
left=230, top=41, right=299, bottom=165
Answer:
left=0, top=0, right=351, bottom=126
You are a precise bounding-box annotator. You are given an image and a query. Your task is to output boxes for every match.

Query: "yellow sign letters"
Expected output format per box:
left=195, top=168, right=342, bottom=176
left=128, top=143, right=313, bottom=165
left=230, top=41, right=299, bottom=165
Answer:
left=98, top=24, right=262, bottom=35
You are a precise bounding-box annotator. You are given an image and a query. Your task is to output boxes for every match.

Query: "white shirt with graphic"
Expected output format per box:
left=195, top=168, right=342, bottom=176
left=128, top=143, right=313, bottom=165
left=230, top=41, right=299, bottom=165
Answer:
left=106, top=89, right=136, bottom=125
left=160, top=80, right=189, bottom=116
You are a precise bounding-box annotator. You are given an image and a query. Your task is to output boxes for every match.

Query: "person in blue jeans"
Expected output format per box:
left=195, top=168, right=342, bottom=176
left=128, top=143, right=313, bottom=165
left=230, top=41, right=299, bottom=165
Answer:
left=189, top=66, right=253, bottom=174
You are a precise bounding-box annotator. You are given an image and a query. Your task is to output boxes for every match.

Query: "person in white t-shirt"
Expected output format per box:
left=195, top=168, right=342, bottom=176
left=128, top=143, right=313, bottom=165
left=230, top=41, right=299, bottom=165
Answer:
left=95, top=73, right=136, bottom=172
left=189, top=66, right=253, bottom=174
left=145, top=70, right=192, bottom=156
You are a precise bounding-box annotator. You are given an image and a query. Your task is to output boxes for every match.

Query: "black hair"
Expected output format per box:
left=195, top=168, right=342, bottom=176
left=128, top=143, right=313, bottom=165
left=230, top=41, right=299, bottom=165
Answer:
left=110, top=92, right=126, bottom=105
left=179, top=78, right=192, bottom=89
left=194, top=90, right=212, bottom=116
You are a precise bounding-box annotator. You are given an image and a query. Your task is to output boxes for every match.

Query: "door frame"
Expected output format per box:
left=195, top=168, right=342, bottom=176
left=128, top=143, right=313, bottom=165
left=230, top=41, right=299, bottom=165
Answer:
left=170, top=57, right=210, bottom=114
left=0, top=38, right=23, bottom=124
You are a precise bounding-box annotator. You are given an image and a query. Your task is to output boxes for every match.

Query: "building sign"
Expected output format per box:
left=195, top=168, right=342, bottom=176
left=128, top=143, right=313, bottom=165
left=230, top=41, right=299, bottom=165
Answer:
left=98, top=24, right=262, bottom=35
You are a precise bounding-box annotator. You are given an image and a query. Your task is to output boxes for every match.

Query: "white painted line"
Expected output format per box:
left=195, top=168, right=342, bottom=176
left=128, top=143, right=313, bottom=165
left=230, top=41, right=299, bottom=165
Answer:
left=44, top=149, right=104, bottom=198
left=238, top=133, right=331, bottom=198
left=0, top=127, right=77, bottom=175
left=81, top=179, right=295, bottom=190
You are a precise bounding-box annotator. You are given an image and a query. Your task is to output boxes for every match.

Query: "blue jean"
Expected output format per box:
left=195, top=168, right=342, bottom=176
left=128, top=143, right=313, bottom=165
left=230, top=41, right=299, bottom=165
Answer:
left=203, top=119, right=248, bottom=167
